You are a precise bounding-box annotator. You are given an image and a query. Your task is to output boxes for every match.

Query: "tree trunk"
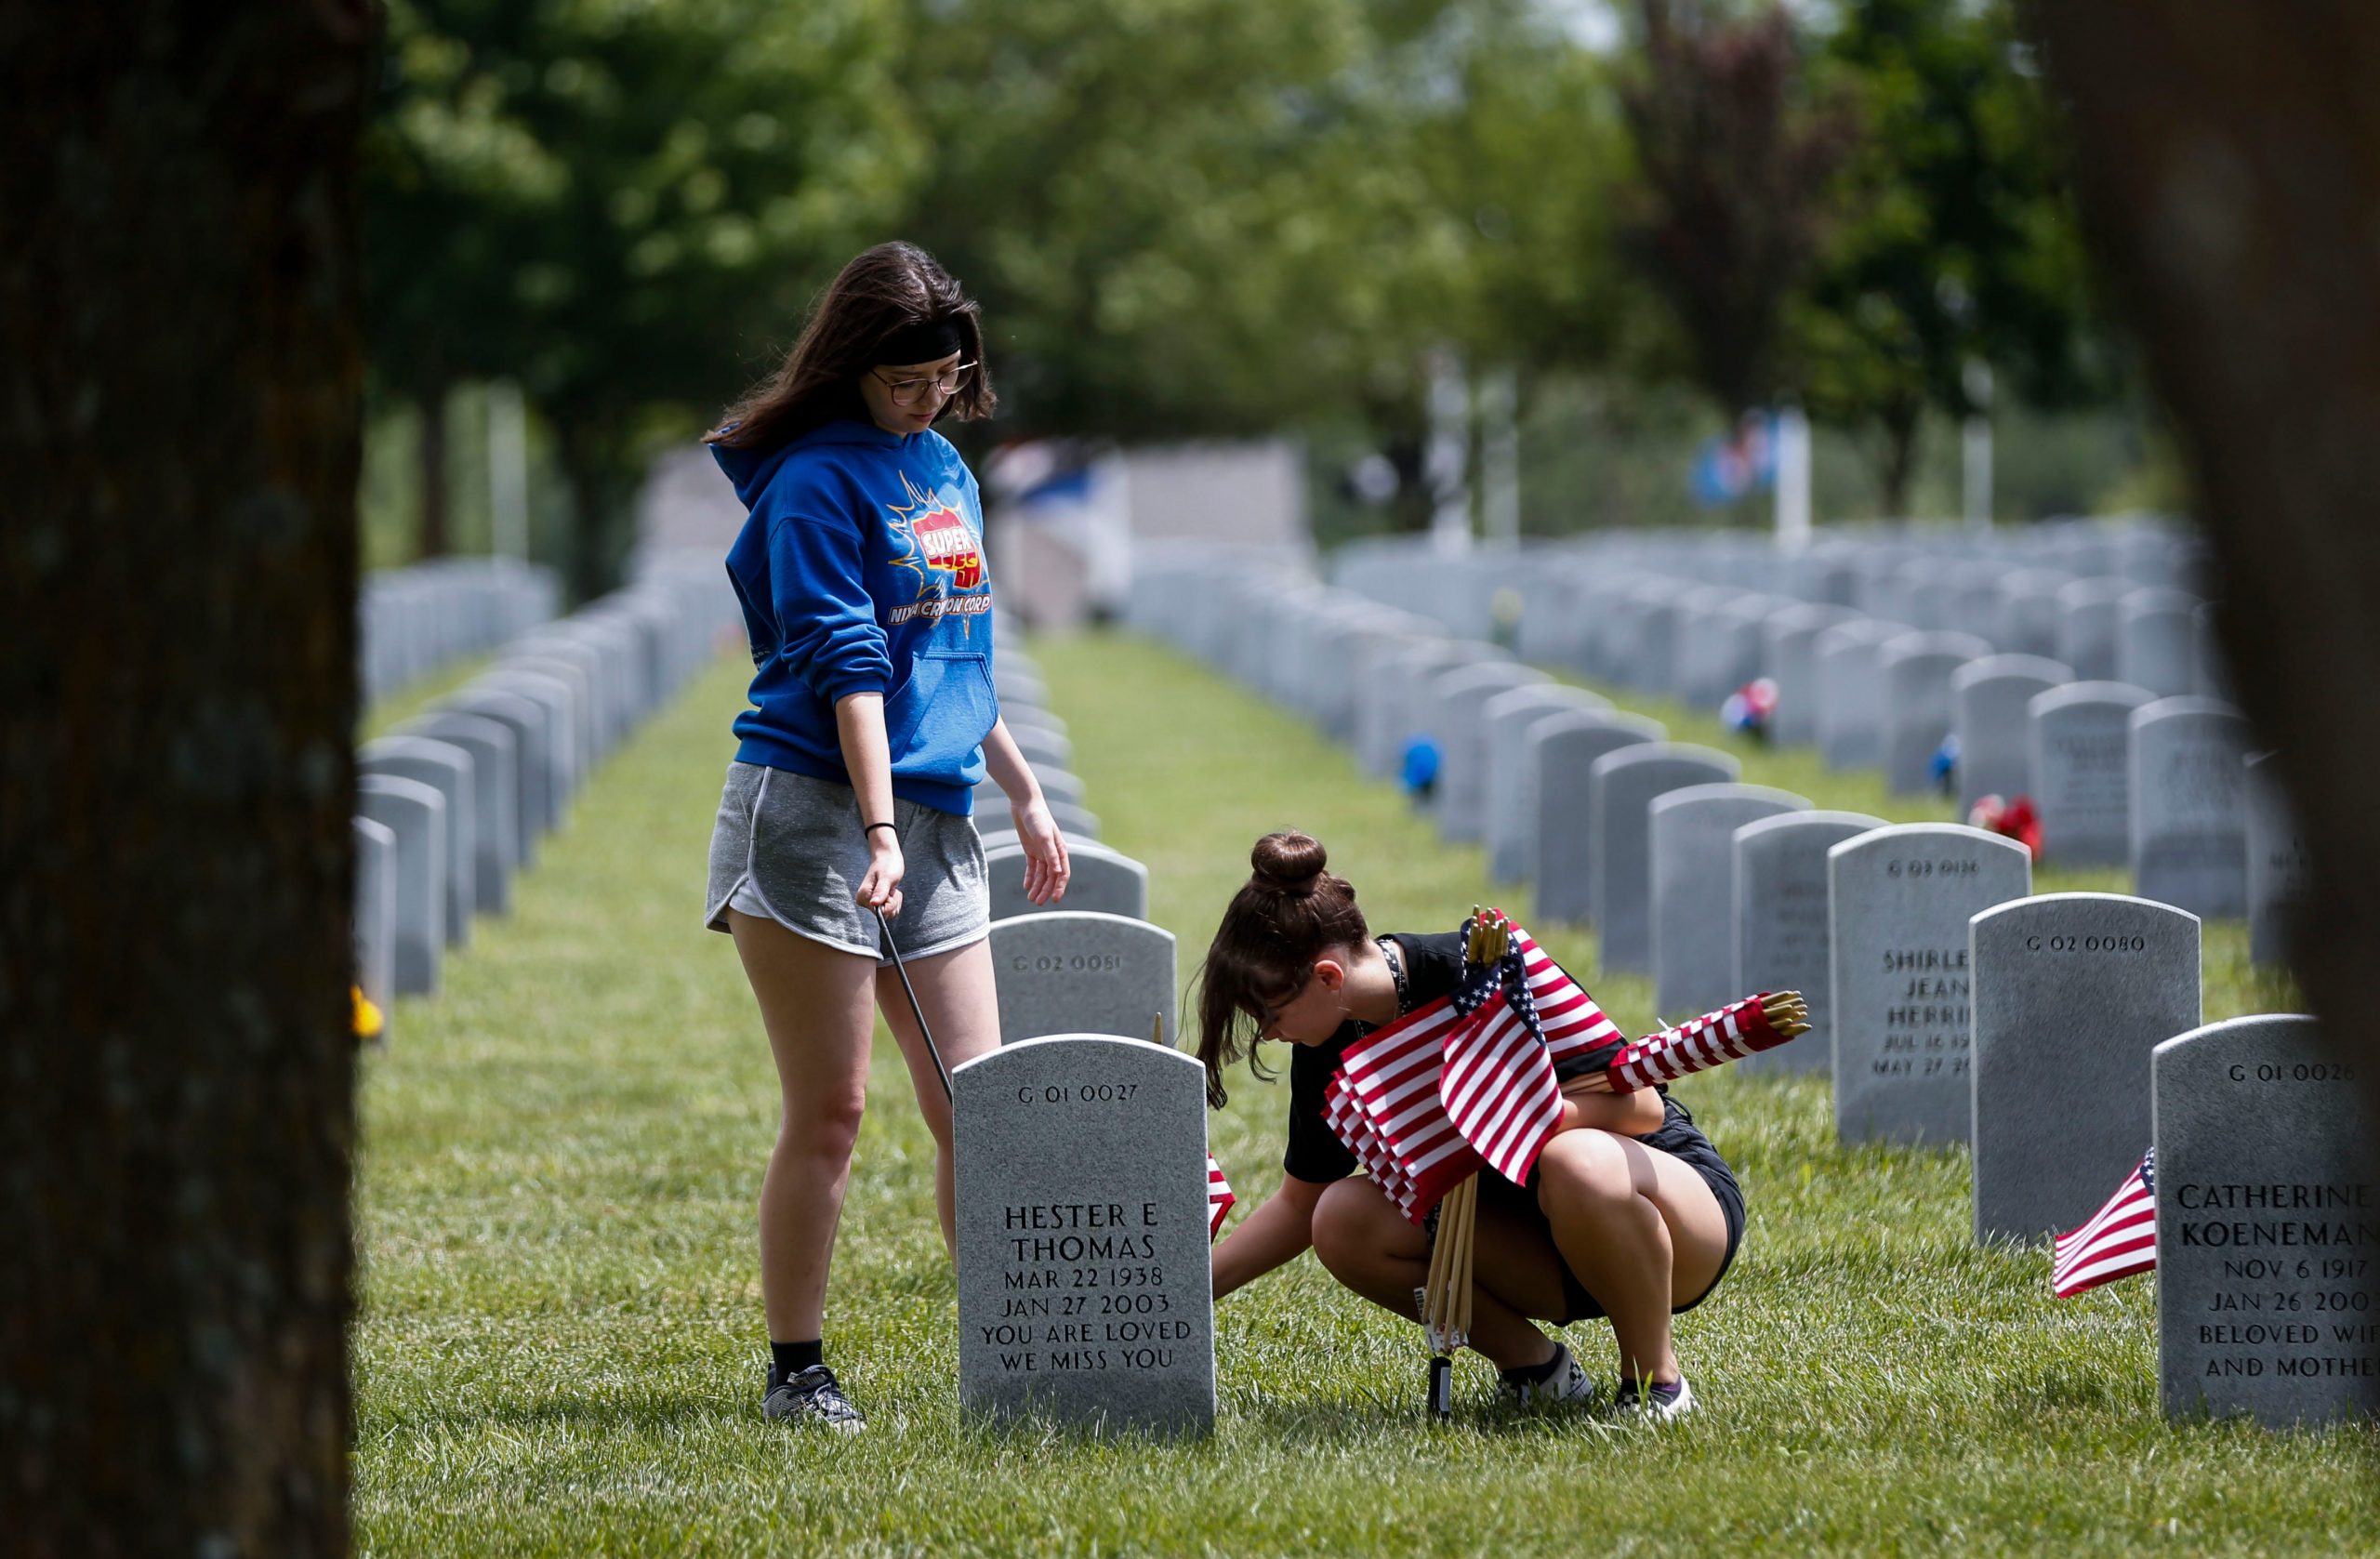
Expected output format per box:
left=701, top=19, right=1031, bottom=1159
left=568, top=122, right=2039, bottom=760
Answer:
left=1876, top=399, right=1922, bottom=521
left=2025, top=7, right=2380, bottom=1102
left=0, top=7, right=372, bottom=1555
left=416, top=381, right=453, bottom=558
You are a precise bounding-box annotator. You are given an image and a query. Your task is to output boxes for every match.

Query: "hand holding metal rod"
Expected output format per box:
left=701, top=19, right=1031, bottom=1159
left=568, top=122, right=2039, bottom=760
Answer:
left=876, top=905, right=952, bottom=1103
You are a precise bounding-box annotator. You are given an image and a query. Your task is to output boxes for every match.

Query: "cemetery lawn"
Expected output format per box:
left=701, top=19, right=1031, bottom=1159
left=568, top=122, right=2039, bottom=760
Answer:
left=352, top=634, right=2373, bottom=1558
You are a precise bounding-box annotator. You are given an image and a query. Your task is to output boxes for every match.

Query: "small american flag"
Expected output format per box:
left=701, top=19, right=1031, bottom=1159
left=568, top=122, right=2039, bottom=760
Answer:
left=1206, top=1153, right=1236, bottom=1239
left=2052, top=1148, right=2156, bottom=1298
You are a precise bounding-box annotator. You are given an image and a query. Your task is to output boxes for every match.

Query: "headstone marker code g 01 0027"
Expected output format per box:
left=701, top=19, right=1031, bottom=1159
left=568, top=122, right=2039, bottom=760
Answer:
left=953, top=1035, right=1218, bottom=1435
left=1968, top=892, right=2201, bottom=1242
left=992, top=912, right=1180, bottom=1046
left=1731, top=811, right=1886, bottom=1075
left=1828, top=824, right=2031, bottom=1145
left=2154, top=1015, right=2379, bottom=1428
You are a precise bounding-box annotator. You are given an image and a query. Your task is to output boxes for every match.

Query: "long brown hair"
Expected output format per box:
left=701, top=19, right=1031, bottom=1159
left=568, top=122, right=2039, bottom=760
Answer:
left=1190, top=831, right=1368, bottom=1108
left=707, top=241, right=997, bottom=451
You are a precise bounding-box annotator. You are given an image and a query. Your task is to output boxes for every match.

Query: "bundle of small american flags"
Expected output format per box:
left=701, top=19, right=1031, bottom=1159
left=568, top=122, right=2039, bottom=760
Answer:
left=1324, top=912, right=1807, bottom=1223
left=2051, top=1147, right=2156, bottom=1297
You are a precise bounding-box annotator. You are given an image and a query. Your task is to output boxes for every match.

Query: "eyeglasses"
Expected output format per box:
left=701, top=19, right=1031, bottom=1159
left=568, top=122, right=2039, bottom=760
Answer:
left=872, top=362, right=977, bottom=407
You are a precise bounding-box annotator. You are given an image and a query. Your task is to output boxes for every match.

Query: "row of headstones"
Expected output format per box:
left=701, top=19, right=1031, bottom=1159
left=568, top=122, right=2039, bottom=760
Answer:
left=1133, top=540, right=2310, bottom=968
left=359, top=556, right=562, bottom=705
left=966, top=629, right=1183, bottom=1054
left=946, top=634, right=1217, bottom=1435
left=350, top=552, right=741, bottom=1023
left=1128, top=545, right=2373, bottom=1426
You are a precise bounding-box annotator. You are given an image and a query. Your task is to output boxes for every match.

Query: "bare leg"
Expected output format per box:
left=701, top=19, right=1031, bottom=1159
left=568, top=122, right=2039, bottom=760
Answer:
left=1532, top=1129, right=1729, bottom=1389
left=875, top=935, right=1001, bottom=1256
left=729, top=909, right=878, bottom=1343
left=1309, top=1177, right=1568, bottom=1371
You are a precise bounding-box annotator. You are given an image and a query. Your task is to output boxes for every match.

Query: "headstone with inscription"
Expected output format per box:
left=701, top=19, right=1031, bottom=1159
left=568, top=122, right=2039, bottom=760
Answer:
left=2130, top=697, right=2252, bottom=918
left=1828, top=824, right=2031, bottom=1144
left=2245, top=752, right=2312, bottom=969
left=1527, top=710, right=1664, bottom=921
left=953, top=1034, right=1218, bottom=1435
left=986, top=841, right=1150, bottom=923
left=1650, top=785, right=1811, bottom=1017
left=1970, top=893, right=2202, bottom=1241
left=2154, top=1014, right=2380, bottom=1427
left=992, top=912, right=1179, bottom=1045
left=2029, top=681, right=2152, bottom=866
left=1588, top=744, right=1740, bottom=971
left=1731, top=811, right=1885, bottom=1076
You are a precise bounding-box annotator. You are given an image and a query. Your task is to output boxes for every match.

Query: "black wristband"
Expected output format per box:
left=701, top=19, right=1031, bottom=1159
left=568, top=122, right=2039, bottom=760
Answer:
left=865, top=822, right=897, bottom=837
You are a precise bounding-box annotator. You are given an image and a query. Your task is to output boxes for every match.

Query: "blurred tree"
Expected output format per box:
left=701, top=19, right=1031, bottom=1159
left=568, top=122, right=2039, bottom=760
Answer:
left=365, top=0, right=923, bottom=594
left=4, top=4, right=369, bottom=1551
left=1796, top=0, right=2117, bottom=515
left=900, top=0, right=1633, bottom=532
left=1614, top=0, right=1858, bottom=417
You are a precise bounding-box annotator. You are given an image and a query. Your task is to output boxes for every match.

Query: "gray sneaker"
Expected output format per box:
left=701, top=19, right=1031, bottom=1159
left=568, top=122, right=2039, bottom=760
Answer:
left=763, top=1364, right=865, bottom=1432
left=1496, top=1342, right=1599, bottom=1408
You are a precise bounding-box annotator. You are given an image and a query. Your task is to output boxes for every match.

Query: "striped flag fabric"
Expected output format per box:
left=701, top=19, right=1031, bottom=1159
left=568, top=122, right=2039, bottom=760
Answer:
left=2052, top=1148, right=2157, bottom=1298
left=1325, top=917, right=1620, bottom=1223
left=1206, top=1153, right=1236, bottom=1239
left=1601, top=995, right=1794, bottom=1091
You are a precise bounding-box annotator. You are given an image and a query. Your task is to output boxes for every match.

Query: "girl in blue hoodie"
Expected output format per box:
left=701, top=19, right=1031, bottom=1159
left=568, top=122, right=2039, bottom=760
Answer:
left=703, top=242, right=1070, bottom=1431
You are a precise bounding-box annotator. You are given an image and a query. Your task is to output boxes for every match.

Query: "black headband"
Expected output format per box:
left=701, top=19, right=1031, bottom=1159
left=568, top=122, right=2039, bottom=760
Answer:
left=874, top=315, right=966, bottom=368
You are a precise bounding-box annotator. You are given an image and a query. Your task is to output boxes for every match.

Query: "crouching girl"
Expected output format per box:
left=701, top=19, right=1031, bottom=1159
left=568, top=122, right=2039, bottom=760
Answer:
left=1197, top=831, right=1747, bottom=1419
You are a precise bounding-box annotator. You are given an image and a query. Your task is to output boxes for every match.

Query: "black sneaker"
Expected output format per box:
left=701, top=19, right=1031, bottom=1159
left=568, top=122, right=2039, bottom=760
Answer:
left=763, top=1364, right=865, bottom=1433
left=1496, top=1342, right=1599, bottom=1409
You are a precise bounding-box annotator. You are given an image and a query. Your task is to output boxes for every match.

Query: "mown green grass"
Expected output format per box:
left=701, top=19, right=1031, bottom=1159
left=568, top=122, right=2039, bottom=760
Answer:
left=351, top=632, right=2373, bottom=1557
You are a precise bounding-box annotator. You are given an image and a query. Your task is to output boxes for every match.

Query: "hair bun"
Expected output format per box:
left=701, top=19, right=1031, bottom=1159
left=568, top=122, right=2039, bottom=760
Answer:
left=1250, top=830, right=1328, bottom=892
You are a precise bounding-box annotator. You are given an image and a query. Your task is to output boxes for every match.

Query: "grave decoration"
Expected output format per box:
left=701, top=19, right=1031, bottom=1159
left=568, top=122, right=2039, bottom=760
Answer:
left=1319, top=908, right=1808, bottom=1416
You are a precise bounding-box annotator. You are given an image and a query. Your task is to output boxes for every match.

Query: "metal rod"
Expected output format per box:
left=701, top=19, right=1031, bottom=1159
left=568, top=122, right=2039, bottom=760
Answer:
left=876, top=905, right=952, bottom=1102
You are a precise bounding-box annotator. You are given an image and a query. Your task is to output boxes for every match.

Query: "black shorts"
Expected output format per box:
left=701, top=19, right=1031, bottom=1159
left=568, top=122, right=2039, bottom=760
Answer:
left=1438, top=1120, right=1745, bottom=1327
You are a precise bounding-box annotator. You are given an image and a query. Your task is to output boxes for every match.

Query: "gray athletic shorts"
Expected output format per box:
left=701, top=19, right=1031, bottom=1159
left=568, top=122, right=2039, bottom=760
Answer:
left=704, top=761, right=989, bottom=965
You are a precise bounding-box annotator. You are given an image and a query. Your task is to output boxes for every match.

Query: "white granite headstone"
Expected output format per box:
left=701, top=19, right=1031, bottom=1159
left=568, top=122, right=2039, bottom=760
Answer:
left=2154, top=1015, right=2380, bottom=1427
left=1828, top=824, right=2031, bottom=1144
left=1969, top=893, right=2201, bottom=1241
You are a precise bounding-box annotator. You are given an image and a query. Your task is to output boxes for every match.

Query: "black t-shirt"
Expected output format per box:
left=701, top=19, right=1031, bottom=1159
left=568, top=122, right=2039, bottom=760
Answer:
left=1282, top=931, right=1733, bottom=1193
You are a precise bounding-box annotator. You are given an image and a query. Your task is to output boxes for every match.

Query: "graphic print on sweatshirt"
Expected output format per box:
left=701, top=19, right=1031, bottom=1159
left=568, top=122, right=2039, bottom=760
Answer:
left=884, top=469, right=991, bottom=630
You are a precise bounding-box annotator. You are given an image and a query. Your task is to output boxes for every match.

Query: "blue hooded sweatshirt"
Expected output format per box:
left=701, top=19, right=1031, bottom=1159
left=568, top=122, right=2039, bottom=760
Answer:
left=714, top=419, right=998, bottom=815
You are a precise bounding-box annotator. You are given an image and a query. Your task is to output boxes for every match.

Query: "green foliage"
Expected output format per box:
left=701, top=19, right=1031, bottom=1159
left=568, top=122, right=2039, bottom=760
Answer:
left=366, top=0, right=924, bottom=590
left=350, top=636, right=2361, bottom=1556
left=1794, top=0, right=2120, bottom=512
